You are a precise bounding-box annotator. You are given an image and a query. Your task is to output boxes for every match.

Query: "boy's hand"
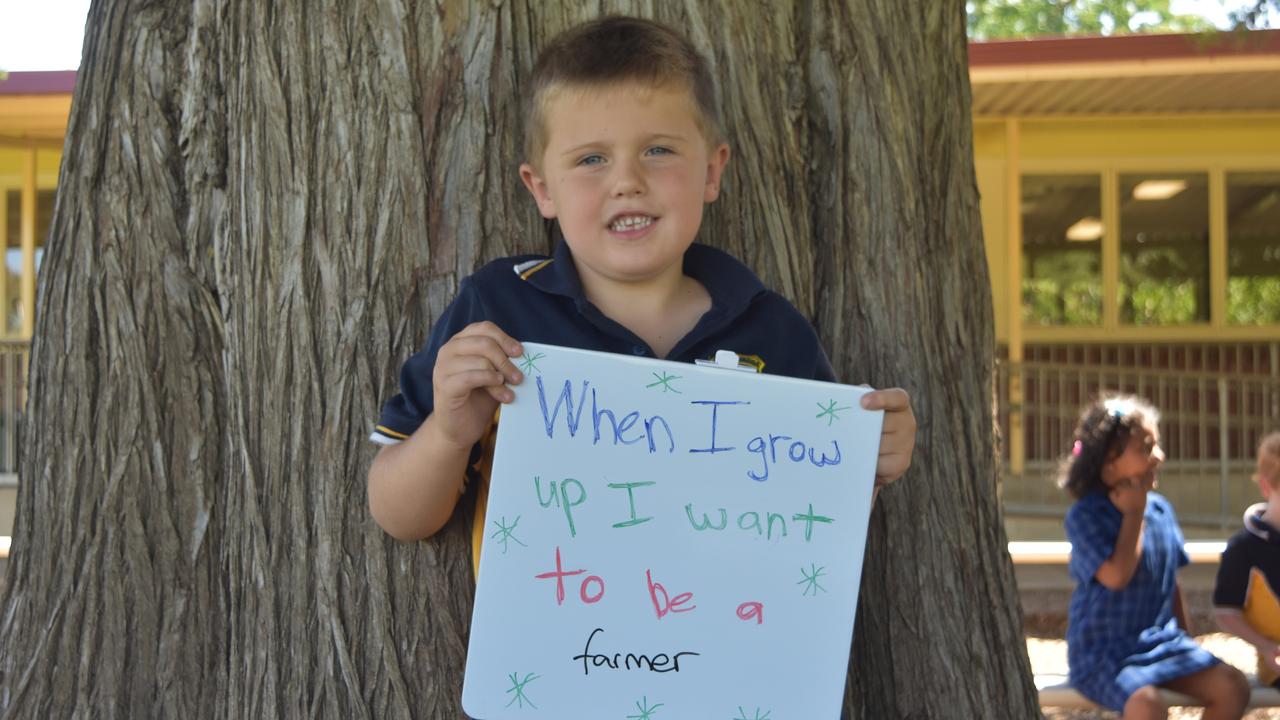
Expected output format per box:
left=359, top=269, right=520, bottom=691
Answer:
left=1258, top=640, right=1280, bottom=676
left=430, top=322, right=524, bottom=449
left=1109, top=477, right=1149, bottom=516
left=860, top=388, right=915, bottom=487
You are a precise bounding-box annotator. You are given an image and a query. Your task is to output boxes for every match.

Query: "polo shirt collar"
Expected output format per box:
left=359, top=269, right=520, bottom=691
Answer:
left=525, top=237, right=766, bottom=319
left=1244, top=502, right=1280, bottom=544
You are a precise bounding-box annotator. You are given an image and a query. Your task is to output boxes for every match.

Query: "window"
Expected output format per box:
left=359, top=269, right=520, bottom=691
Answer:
left=3, top=188, right=54, bottom=337
left=1117, top=172, right=1210, bottom=325
left=1021, top=174, right=1103, bottom=326
left=1227, top=172, right=1280, bottom=325
left=3, top=191, right=18, bottom=335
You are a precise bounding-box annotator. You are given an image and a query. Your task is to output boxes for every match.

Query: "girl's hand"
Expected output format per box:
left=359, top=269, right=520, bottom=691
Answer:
left=1109, top=476, right=1149, bottom=516
left=430, top=322, right=524, bottom=449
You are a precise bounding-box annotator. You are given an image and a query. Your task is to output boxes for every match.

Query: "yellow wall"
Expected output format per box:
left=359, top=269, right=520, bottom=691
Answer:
left=0, top=95, right=71, bottom=142
left=0, top=146, right=61, bottom=188
left=974, top=114, right=1280, bottom=344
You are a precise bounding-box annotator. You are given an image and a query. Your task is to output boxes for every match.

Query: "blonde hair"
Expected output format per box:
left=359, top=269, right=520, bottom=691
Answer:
left=523, top=16, right=723, bottom=166
left=1259, top=432, right=1280, bottom=486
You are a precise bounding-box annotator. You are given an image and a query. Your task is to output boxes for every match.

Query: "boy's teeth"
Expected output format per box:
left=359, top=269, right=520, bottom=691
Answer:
left=610, top=215, right=653, bottom=232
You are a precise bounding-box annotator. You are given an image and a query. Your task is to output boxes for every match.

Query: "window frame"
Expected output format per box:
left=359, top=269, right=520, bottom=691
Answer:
left=1017, top=158, right=1280, bottom=342
left=0, top=144, right=58, bottom=341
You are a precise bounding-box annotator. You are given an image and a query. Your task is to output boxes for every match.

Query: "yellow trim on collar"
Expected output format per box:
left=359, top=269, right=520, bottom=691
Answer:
left=375, top=424, right=409, bottom=440
left=520, top=259, right=554, bottom=280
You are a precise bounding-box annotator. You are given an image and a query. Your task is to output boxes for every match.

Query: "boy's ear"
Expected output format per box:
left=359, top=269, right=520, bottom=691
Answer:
left=703, top=143, right=731, bottom=203
left=519, top=162, right=558, bottom=219
left=1262, top=455, right=1280, bottom=500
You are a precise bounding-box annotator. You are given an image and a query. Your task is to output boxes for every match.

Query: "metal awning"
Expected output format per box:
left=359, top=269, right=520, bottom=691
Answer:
left=970, top=30, right=1280, bottom=116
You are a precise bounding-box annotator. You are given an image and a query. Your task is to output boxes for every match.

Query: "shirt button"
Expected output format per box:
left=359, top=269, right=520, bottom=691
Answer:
left=631, top=345, right=647, bottom=355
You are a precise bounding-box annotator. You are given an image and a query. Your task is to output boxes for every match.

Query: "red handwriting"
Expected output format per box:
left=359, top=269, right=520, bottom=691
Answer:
left=736, top=601, right=764, bottom=624
left=535, top=550, right=773, bottom=622
left=580, top=575, right=605, bottom=604
left=535, top=546, right=605, bottom=605
left=646, top=569, right=696, bottom=619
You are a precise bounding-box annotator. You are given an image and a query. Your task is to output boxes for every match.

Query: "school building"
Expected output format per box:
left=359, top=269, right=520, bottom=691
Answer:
left=0, top=70, right=69, bottom=554
left=971, top=30, right=1280, bottom=539
left=1, top=30, right=1279, bottom=549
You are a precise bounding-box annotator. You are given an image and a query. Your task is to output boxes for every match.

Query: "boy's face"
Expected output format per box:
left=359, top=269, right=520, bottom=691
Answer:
left=520, top=82, right=730, bottom=288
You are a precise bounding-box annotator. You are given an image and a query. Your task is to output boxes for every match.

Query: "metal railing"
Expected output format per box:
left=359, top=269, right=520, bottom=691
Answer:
left=0, top=340, right=27, bottom=482
left=998, top=354, right=1280, bottom=528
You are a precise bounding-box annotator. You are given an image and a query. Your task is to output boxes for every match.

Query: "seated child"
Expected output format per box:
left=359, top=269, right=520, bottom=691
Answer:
left=366, top=15, right=917, bottom=572
left=1214, top=431, right=1280, bottom=687
left=1063, top=394, right=1248, bottom=718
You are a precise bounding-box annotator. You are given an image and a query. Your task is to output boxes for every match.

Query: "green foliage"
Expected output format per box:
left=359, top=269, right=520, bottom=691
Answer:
left=968, top=0, right=1219, bottom=40
left=1121, top=280, right=1200, bottom=324
left=1022, top=248, right=1102, bottom=325
left=1227, top=0, right=1280, bottom=29
left=1228, top=277, right=1280, bottom=324
left=1119, top=246, right=1206, bottom=324
left=1022, top=278, right=1102, bottom=325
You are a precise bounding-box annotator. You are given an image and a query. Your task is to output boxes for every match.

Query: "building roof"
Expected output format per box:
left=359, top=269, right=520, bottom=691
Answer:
left=970, top=30, right=1280, bottom=116
left=0, top=72, right=76, bottom=144
left=4, top=32, right=1280, bottom=126
left=0, top=71, right=77, bottom=96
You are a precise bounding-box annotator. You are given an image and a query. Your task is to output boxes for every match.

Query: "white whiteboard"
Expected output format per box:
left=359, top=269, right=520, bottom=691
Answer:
left=462, top=342, right=882, bottom=719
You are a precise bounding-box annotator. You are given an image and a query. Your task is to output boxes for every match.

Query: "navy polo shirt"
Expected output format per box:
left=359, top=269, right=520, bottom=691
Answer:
left=371, top=239, right=836, bottom=444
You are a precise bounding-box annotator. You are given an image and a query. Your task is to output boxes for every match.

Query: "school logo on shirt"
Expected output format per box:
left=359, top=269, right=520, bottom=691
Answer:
left=704, top=353, right=764, bottom=373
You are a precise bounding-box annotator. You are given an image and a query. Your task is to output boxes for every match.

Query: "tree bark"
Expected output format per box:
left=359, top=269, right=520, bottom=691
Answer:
left=0, top=1, right=1038, bottom=718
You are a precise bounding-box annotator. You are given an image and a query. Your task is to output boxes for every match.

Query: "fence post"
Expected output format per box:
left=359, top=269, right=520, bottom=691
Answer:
left=1219, top=377, right=1230, bottom=530
left=1004, top=119, right=1025, bottom=477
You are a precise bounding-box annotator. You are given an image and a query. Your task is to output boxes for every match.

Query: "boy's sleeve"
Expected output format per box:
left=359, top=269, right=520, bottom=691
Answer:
left=1065, top=500, right=1118, bottom=585
left=813, top=346, right=837, bottom=383
left=1213, top=541, right=1250, bottom=609
left=371, top=278, right=486, bottom=445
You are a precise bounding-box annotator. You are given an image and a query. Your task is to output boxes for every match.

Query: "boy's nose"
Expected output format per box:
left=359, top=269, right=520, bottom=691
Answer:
left=610, top=162, right=646, bottom=197
left=1152, top=444, right=1166, bottom=464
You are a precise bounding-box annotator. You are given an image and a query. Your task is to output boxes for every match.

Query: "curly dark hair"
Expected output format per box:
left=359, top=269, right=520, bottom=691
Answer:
left=1057, top=393, right=1160, bottom=499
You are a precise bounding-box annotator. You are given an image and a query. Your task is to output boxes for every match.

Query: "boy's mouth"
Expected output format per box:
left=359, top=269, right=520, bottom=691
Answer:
left=607, top=214, right=656, bottom=233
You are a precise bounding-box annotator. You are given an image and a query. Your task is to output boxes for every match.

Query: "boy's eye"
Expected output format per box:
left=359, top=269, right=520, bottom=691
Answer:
left=576, top=154, right=606, bottom=166
left=645, top=146, right=674, bottom=156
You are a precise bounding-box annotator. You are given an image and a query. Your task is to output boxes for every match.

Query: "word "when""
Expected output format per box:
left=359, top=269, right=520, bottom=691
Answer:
left=535, top=377, right=843, bottom=482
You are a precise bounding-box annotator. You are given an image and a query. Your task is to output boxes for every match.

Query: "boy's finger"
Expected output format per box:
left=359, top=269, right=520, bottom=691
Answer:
left=457, top=321, right=524, bottom=357
left=440, top=353, right=522, bottom=385
left=485, top=385, right=515, bottom=404
left=874, top=454, right=911, bottom=484
left=446, top=335, right=524, bottom=384
left=860, top=388, right=910, bottom=411
left=439, top=369, right=507, bottom=398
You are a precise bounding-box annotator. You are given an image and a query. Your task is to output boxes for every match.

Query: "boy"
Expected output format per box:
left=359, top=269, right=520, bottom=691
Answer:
left=367, top=16, right=916, bottom=557
left=1214, top=432, right=1280, bottom=686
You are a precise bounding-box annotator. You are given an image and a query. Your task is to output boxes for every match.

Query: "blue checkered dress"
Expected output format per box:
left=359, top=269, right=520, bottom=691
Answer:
left=1065, top=491, right=1220, bottom=711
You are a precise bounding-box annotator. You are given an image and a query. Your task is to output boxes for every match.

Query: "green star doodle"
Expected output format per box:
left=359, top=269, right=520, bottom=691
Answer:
left=645, top=371, right=682, bottom=393
left=490, top=515, right=528, bottom=554
left=815, top=399, right=852, bottom=426
left=734, top=707, right=771, bottom=720
left=518, top=352, right=546, bottom=374
left=798, top=563, right=827, bottom=597
left=627, top=695, right=664, bottom=719
left=505, top=671, right=540, bottom=709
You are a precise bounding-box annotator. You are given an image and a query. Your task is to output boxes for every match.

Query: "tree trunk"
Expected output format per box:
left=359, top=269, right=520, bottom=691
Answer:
left=0, top=1, right=1038, bottom=718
